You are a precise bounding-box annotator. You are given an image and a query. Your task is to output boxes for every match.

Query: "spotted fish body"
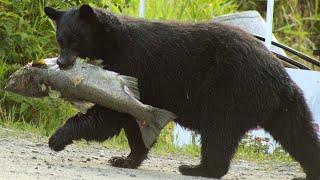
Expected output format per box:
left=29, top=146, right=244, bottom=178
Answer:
left=5, top=57, right=177, bottom=148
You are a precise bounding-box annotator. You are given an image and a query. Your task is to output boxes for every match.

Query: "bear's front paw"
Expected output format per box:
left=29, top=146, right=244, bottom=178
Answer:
left=48, top=128, right=73, bottom=152
left=108, top=156, right=140, bottom=169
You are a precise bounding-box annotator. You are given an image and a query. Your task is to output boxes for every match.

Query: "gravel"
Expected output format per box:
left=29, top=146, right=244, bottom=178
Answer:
left=0, top=128, right=306, bottom=180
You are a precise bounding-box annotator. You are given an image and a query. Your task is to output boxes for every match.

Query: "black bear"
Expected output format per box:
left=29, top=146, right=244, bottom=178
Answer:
left=44, top=4, right=320, bottom=179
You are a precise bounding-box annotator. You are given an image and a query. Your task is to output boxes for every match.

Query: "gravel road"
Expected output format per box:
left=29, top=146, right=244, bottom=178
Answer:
left=0, top=128, right=306, bottom=180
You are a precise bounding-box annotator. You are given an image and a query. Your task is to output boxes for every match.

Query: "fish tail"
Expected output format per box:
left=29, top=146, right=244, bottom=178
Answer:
left=138, top=107, right=177, bottom=149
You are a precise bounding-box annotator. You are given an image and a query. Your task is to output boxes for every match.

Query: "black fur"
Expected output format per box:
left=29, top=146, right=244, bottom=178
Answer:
left=44, top=5, right=320, bottom=179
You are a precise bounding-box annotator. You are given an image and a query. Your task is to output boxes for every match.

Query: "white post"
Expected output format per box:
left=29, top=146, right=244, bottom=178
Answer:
left=139, top=0, right=146, bottom=18
left=265, top=0, right=274, bottom=50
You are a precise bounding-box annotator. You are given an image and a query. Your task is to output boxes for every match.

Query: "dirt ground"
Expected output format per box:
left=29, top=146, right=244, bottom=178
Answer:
left=0, top=128, right=306, bottom=180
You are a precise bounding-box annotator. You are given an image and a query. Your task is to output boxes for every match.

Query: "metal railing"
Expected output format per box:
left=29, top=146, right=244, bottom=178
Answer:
left=253, top=34, right=320, bottom=70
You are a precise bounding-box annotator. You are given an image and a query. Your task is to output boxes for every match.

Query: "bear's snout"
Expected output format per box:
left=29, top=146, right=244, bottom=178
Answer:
left=57, top=53, right=77, bottom=68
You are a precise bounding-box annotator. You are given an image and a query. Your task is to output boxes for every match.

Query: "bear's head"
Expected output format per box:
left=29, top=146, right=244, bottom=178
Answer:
left=44, top=5, right=129, bottom=68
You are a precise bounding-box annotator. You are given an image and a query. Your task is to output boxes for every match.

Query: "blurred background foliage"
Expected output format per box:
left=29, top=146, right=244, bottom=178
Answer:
left=0, top=0, right=319, bottom=149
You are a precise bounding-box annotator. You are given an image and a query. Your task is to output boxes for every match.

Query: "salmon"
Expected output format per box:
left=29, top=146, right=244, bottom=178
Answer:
left=4, top=57, right=177, bottom=148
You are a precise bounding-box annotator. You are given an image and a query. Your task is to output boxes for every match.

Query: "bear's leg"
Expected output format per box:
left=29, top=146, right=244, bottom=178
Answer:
left=179, top=70, right=249, bottom=178
left=108, top=119, right=150, bottom=169
left=179, top=121, right=246, bottom=178
left=263, top=93, right=320, bottom=180
left=49, top=105, right=128, bottom=151
left=179, top=96, right=247, bottom=178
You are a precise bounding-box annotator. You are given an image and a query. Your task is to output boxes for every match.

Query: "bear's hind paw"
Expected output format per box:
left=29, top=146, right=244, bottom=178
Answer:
left=179, top=164, right=222, bottom=178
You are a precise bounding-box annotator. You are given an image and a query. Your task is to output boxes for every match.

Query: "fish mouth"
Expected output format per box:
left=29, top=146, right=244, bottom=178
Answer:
left=3, top=77, right=12, bottom=91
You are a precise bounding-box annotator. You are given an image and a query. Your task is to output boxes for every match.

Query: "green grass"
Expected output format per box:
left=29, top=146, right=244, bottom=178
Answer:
left=0, top=92, right=77, bottom=136
left=0, top=0, right=318, bottom=161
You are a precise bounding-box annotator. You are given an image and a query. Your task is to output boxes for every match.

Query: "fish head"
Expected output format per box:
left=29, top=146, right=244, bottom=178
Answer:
left=4, top=64, right=47, bottom=98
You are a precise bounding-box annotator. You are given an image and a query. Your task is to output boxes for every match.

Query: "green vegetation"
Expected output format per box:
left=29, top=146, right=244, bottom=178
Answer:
left=0, top=0, right=318, bottom=161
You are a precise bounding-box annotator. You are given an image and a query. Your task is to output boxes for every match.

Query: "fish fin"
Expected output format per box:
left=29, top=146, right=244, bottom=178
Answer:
left=138, top=107, right=177, bottom=149
left=70, top=100, right=95, bottom=114
left=119, top=75, right=140, bottom=100
left=48, top=88, right=61, bottom=99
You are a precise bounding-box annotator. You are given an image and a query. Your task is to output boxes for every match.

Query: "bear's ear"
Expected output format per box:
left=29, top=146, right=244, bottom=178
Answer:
left=79, top=4, right=95, bottom=19
left=44, top=7, right=63, bottom=22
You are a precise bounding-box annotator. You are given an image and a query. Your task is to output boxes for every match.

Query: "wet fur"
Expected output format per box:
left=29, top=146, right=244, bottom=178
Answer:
left=46, top=5, right=320, bottom=179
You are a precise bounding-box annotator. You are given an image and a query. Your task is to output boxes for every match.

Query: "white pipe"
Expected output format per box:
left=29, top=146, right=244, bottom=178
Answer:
left=139, top=0, right=146, bottom=18
left=265, top=0, right=275, bottom=50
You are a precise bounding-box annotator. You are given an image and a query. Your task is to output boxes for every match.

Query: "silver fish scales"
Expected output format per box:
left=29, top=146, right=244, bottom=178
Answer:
left=4, top=57, right=177, bottom=148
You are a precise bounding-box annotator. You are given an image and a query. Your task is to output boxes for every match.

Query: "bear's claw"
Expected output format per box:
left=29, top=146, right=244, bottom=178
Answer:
left=108, top=156, right=140, bottom=169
